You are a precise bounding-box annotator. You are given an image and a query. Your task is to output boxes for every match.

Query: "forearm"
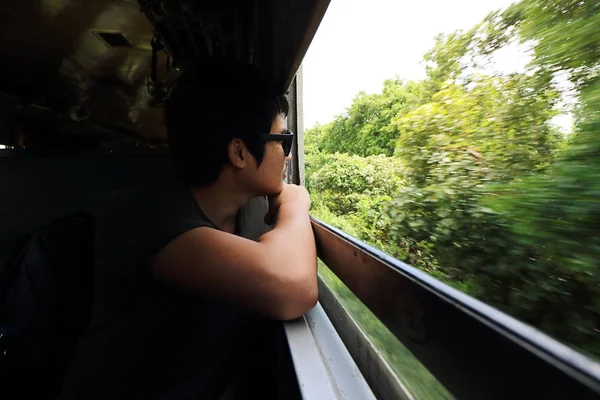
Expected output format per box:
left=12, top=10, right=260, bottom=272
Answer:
left=257, top=202, right=318, bottom=319
left=153, top=186, right=317, bottom=321
left=259, top=202, right=316, bottom=271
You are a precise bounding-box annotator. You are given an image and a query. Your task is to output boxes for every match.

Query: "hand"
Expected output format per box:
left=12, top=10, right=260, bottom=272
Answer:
left=264, top=184, right=310, bottom=225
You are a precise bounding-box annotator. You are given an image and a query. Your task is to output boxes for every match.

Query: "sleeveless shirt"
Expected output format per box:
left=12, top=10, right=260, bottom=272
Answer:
left=58, top=176, right=271, bottom=399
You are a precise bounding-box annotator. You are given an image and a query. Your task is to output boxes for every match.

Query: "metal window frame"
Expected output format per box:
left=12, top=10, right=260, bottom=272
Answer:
left=317, top=278, right=416, bottom=400
left=284, top=302, right=376, bottom=400
left=311, top=216, right=600, bottom=400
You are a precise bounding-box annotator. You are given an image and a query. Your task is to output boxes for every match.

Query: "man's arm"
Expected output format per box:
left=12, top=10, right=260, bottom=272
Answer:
left=152, top=184, right=317, bottom=320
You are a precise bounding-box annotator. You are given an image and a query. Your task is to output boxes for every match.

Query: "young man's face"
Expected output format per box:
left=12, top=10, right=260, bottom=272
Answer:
left=252, top=114, right=291, bottom=195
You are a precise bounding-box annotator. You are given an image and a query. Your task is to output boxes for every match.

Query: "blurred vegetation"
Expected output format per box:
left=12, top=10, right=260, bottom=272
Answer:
left=308, top=0, right=600, bottom=357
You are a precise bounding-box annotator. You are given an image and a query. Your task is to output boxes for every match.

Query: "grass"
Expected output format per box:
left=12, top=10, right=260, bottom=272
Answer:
left=318, top=262, right=453, bottom=400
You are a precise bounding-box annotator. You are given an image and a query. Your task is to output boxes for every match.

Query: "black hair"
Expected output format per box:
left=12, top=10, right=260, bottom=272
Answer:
left=165, top=61, right=289, bottom=186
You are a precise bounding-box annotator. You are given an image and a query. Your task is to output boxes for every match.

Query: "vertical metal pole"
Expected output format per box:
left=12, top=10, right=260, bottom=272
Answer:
left=295, top=64, right=305, bottom=187
left=285, top=64, right=305, bottom=186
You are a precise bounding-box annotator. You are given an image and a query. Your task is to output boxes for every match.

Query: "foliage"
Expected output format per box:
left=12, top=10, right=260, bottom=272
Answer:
left=310, top=153, right=403, bottom=214
left=308, top=0, right=600, bottom=358
left=307, top=151, right=405, bottom=257
left=477, top=0, right=600, bottom=354
left=395, top=74, right=561, bottom=184
left=315, top=79, right=428, bottom=157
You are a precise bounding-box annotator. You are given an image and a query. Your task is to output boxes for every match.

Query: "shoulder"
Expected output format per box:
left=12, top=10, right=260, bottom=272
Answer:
left=93, top=177, right=212, bottom=254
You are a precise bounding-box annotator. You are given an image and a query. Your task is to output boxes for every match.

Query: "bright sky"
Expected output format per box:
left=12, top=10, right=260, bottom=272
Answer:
left=302, top=0, right=518, bottom=129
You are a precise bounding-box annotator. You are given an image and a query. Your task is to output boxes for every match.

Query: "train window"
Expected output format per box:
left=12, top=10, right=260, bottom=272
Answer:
left=318, top=261, right=452, bottom=399
left=305, top=0, right=600, bottom=367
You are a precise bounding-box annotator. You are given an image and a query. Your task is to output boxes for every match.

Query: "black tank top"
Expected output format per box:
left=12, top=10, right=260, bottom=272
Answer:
left=58, top=176, right=270, bottom=399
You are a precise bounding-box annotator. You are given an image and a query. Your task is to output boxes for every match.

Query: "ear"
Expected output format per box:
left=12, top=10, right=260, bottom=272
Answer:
left=227, top=139, right=247, bottom=169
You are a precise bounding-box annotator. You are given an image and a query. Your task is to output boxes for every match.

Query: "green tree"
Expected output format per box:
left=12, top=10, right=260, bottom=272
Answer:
left=390, top=0, right=600, bottom=355
left=311, top=153, right=403, bottom=214
left=319, top=79, right=428, bottom=156
left=395, top=74, right=561, bottom=184
left=479, top=0, right=600, bottom=355
left=308, top=153, right=405, bottom=257
left=307, top=0, right=600, bottom=357
left=387, top=68, right=562, bottom=280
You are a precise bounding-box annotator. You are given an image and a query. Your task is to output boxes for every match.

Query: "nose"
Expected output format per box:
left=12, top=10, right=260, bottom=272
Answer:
left=285, top=152, right=292, bottom=161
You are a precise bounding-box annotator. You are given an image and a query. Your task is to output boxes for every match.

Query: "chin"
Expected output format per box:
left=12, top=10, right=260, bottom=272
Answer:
left=256, top=182, right=283, bottom=197
left=271, top=181, right=285, bottom=195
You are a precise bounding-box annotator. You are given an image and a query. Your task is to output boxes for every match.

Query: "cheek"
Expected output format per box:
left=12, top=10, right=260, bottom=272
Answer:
left=264, top=145, right=285, bottom=170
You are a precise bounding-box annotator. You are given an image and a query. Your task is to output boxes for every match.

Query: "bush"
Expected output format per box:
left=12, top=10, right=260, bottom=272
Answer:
left=310, top=153, right=403, bottom=214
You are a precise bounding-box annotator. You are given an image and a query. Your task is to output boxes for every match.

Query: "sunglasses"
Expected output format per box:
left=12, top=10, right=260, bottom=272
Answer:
left=262, top=129, right=294, bottom=157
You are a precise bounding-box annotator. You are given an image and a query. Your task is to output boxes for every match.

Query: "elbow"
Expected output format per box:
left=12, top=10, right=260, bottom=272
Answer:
left=281, top=286, right=318, bottom=321
left=270, top=271, right=318, bottom=321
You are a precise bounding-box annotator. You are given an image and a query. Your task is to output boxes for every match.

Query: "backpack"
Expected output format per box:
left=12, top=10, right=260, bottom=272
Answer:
left=0, top=212, right=95, bottom=399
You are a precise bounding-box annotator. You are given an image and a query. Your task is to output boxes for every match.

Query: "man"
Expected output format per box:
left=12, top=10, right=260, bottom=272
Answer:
left=58, top=61, right=317, bottom=399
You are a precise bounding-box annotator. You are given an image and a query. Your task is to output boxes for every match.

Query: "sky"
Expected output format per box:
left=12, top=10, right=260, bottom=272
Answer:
left=302, top=0, right=518, bottom=129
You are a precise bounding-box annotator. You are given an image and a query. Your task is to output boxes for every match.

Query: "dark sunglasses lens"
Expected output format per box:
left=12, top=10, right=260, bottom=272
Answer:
left=283, top=141, right=291, bottom=156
